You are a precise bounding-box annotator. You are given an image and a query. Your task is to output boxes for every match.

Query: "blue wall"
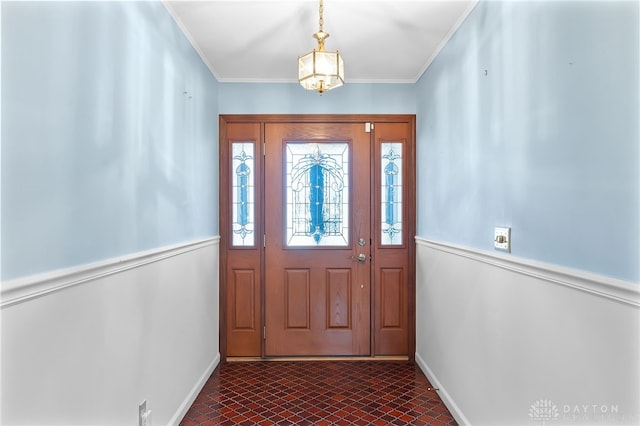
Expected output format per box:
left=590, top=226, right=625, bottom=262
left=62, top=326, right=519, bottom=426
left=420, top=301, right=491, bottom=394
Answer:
left=219, top=82, right=415, bottom=115
left=1, top=1, right=219, bottom=280
left=3, top=0, right=638, bottom=284
left=416, top=0, right=639, bottom=282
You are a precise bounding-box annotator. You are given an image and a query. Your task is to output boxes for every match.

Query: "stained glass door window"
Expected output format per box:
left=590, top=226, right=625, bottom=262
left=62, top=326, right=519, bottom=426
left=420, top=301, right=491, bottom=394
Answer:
left=286, top=142, right=349, bottom=246
left=381, top=142, right=403, bottom=245
left=232, top=142, right=255, bottom=246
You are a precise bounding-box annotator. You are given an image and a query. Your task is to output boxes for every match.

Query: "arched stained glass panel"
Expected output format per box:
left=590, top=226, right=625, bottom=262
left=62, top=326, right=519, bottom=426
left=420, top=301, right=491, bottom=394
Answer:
left=286, top=142, right=349, bottom=246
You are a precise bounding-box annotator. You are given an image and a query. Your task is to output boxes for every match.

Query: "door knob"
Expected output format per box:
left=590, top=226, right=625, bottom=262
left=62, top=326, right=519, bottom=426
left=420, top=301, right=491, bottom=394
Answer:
left=351, top=253, right=367, bottom=263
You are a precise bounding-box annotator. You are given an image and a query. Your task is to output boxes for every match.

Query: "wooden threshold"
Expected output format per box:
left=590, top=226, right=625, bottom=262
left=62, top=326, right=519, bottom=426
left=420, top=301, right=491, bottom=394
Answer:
left=227, top=356, right=410, bottom=362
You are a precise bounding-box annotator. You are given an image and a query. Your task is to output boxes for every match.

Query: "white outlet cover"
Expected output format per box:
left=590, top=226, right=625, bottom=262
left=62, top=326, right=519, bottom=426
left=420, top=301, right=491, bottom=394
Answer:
left=494, top=227, right=511, bottom=252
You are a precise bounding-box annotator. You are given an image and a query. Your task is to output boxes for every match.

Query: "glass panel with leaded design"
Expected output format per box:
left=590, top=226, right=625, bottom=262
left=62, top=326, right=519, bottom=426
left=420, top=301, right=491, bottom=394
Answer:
left=286, top=142, right=349, bottom=247
left=381, top=142, right=403, bottom=245
left=232, top=142, right=255, bottom=246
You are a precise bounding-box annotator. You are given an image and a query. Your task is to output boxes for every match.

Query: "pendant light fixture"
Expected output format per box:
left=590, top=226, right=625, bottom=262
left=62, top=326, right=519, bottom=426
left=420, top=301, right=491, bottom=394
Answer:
left=298, top=0, right=344, bottom=95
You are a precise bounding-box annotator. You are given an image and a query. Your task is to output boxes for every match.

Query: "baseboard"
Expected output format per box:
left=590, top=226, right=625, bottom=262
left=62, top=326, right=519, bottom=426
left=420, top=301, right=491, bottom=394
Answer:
left=227, top=356, right=409, bottom=362
left=1, top=237, right=220, bottom=308
left=415, top=352, right=471, bottom=426
left=416, top=237, right=639, bottom=307
left=169, top=352, right=221, bottom=426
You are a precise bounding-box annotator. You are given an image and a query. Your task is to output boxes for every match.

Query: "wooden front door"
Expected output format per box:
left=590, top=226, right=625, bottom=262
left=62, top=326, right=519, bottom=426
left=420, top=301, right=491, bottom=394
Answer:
left=264, top=123, right=371, bottom=356
left=220, top=115, right=415, bottom=359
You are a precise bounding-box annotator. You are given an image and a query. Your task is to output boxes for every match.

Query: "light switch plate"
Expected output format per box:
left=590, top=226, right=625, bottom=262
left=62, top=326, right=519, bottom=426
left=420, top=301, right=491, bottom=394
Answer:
left=494, top=227, right=511, bottom=252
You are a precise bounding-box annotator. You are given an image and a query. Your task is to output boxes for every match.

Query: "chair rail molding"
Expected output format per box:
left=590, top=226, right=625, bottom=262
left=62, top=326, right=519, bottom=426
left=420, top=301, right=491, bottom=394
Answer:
left=1, top=237, right=220, bottom=309
left=415, top=237, right=639, bottom=308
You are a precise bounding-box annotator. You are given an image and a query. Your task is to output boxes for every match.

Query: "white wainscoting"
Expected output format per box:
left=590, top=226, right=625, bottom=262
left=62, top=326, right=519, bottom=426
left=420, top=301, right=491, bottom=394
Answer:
left=1, top=237, right=220, bottom=426
left=415, top=237, right=640, bottom=426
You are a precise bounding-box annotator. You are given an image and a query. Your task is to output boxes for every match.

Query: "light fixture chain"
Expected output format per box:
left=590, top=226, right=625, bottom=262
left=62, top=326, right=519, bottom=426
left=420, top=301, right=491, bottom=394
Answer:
left=319, top=0, right=324, bottom=32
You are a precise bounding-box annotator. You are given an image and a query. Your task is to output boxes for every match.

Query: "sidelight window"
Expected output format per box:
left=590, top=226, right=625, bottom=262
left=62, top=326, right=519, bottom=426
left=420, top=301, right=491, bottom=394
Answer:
left=381, top=142, right=403, bottom=245
left=232, top=142, right=255, bottom=246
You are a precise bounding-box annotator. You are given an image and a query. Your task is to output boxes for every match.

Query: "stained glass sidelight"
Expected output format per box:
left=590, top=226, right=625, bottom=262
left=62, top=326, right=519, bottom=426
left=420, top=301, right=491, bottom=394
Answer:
left=232, top=142, right=255, bottom=246
left=381, top=143, right=403, bottom=245
left=286, top=143, right=349, bottom=246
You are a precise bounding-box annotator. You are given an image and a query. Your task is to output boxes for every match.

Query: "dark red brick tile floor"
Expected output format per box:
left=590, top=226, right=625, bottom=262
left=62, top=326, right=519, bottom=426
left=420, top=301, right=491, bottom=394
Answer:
left=180, top=361, right=457, bottom=425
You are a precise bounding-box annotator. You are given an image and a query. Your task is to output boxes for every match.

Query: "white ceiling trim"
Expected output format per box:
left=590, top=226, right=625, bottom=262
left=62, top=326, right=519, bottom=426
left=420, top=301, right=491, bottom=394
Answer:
left=162, top=0, right=479, bottom=85
left=162, top=0, right=221, bottom=81
left=412, top=0, right=479, bottom=82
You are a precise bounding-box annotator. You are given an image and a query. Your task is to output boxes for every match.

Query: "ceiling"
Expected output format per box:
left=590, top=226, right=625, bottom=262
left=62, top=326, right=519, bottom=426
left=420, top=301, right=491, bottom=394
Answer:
left=163, top=0, right=478, bottom=84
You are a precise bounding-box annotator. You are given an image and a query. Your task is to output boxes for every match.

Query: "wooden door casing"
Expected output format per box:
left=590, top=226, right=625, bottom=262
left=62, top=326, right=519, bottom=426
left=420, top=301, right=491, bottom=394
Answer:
left=219, top=115, right=416, bottom=360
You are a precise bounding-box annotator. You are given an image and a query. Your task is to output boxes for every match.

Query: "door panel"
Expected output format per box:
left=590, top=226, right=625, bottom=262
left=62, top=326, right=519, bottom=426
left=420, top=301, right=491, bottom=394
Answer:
left=231, top=269, right=257, bottom=329
left=284, top=269, right=310, bottom=328
left=265, top=123, right=371, bottom=356
left=380, top=268, right=403, bottom=327
left=327, top=269, right=351, bottom=328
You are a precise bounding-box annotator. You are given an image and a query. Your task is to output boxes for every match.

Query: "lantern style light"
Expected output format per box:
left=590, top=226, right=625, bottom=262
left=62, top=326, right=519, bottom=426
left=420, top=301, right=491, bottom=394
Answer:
left=298, top=0, right=344, bottom=95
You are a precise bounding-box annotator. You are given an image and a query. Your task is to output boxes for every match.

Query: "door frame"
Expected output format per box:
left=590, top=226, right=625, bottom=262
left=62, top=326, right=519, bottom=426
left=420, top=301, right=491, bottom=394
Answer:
left=219, top=114, right=416, bottom=361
